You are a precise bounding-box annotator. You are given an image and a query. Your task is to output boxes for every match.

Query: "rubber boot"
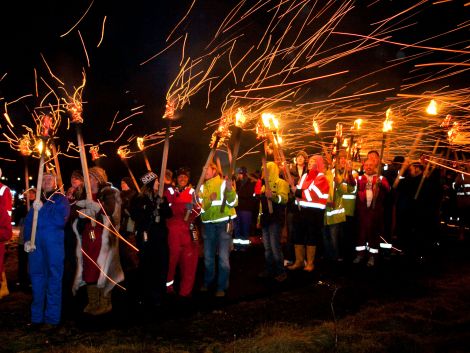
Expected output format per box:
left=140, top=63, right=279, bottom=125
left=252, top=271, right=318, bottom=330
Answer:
left=0, top=271, right=9, bottom=299
left=83, top=284, right=100, bottom=314
left=93, top=289, right=112, bottom=315
left=304, top=246, right=316, bottom=272
left=287, top=245, right=305, bottom=270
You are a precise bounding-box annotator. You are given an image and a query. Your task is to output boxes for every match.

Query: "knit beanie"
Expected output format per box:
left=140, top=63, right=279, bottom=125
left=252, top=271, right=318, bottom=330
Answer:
left=89, top=166, right=108, bottom=185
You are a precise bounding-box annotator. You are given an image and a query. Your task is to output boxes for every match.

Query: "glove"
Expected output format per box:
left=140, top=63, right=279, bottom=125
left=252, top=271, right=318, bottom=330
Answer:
left=33, top=200, right=43, bottom=211
left=85, top=200, right=101, bottom=213
left=24, top=241, right=36, bottom=253
left=75, top=200, right=87, bottom=208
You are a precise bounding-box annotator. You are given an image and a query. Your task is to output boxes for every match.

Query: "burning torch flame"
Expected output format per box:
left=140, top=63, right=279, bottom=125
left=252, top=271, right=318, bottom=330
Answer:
left=383, top=109, right=393, bottom=133
left=262, top=113, right=279, bottom=131
left=37, top=140, right=44, bottom=154
left=426, top=100, right=438, bottom=115
left=19, top=136, right=32, bottom=156
left=163, top=100, right=175, bottom=120
left=353, top=119, right=362, bottom=130
left=235, top=108, right=246, bottom=127
left=312, top=120, right=320, bottom=135
left=137, top=137, right=145, bottom=151
left=440, top=115, right=452, bottom=128
left=67, top=102, right=83, bottom=124
left=89, top=146, right=101, bottom=161
left=335, top=123, right=343, bottom=137
left=117, top=146, right=130, bottom=159
left=447, top=122, right=460, bottom=144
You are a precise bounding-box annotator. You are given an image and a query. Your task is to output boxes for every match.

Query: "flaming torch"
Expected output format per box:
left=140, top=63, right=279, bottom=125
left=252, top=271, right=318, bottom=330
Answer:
left=185, top=115, right=231, bottom=221
left=89, top=145, right=105, bottom=166
left=312, top=119, right=332, bottom=166
left=27, top=115, right=52, bottom=252
left=380, top=108, right=393, bottom=168
left=372, top=109, right=393, bottom=209
left=262, top=113, right=294, bottom=188
left=256, top=120, right=273, bottom=214
left=220, top=108, right=246, bottom=213
left=137, top=137, right=152, bottom=172
left=50, top=141, right=64, bottom=192
left=68, top=102, right=92, bottom=199
left=157, top=100, right=175, bottom=198
left=349, top=119, right=362, bottom=160
left=19, top=135, right=33, bottom=211
left=117, top=146, right=141, bottom=192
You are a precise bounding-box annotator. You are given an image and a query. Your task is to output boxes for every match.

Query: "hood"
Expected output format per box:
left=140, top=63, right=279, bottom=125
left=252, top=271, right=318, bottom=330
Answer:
left=264, top=162, right=280, bottom=184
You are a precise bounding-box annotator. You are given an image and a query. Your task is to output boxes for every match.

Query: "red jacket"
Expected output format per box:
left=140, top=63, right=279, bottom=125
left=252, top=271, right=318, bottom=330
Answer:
left=165, top=185, right=199, bottom=226
left=294, top=170, right=329, bottom=209
left=0, top=183, right=12, bottom=242
left=356, top=174, right=390, bottom=210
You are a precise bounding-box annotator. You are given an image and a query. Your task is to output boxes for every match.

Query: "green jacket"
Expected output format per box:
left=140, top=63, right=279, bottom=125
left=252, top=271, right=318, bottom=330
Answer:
left=261, top=162, right=289, bottom=206
left=199, top=175, right=237, bottom=223
left=324, top=169, right=357, bottom=224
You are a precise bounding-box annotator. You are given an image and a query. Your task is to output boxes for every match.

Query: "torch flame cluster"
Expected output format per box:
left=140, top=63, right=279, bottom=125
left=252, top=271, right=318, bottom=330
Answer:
left=67, top=102, right=84, bottom=124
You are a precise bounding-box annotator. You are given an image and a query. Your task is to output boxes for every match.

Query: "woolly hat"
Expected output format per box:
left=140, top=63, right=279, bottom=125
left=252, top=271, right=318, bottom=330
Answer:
left=89, top=166, right=108, bottom=185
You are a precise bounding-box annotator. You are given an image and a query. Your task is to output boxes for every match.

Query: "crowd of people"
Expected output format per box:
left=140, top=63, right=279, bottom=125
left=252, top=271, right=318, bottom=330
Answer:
left=0, top=148, right=469, bottom=329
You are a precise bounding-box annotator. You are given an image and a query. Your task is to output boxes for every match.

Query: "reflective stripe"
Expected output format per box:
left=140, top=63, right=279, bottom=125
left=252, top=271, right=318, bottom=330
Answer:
left=226, top=194, right=238, bottom=207
left=295, top=200, right=326, bottom=209
left=304, top=190, right=312, bottom=201
left=342, top=195, right=356, bottom=200
left=189, top=189, right=195, bottom=195
left=380, top=243, right=392, bottom=249
left=297, top=174, right=307, bottom=188
left=368, top=248, right=379, bottom=254
left=167, top=187, right=175, bottom=195
left=211, top=200, right=223, bottom=206
left=234, top=239, right=250, bottom=245
left=464, top=184, right=470, bottom=188
left=0, top=185, right=6, bottom=196
left=355, top=246, right=366, bottom=251
left=7, top=210, right=12, bottom=217
left=276, top=195, right=281, bottom=204
left=310, top=184, right=329, bottom=199
left=166, top=280, right=174, bottom=287
left=168, top=203, right=172, bottom=207
left=326, top=208, right=345, bottom=217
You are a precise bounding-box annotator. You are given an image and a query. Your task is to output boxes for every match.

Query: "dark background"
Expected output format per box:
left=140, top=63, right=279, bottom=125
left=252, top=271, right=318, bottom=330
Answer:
left=0, top=1, right=467, bottom=191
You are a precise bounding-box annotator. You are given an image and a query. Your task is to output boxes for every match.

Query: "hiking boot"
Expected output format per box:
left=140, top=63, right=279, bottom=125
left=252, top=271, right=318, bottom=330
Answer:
left=367, top=256, right=375, bottom=267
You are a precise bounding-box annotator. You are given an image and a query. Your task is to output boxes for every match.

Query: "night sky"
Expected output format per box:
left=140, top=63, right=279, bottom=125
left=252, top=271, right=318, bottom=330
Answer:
left=0, top=1, right=468, bottom=191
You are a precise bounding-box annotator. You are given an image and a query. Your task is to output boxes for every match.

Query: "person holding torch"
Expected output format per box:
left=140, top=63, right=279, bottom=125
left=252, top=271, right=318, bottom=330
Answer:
left=23, top=172, right=70, bottom=327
